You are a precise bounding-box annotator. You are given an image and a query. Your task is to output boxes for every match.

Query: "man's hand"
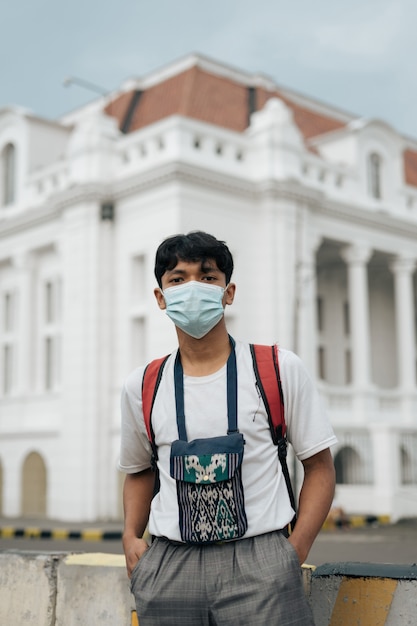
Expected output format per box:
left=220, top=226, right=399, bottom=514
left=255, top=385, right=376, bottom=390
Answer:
left=287, top=448, right=335, bottom=565
left=122, top=470, right=155, bottom=577
left=123, top=535, right=149, bottom=578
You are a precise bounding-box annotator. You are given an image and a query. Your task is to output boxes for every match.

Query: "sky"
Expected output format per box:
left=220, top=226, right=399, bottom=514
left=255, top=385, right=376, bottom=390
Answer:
left=2, top=0, right=417, bottom=139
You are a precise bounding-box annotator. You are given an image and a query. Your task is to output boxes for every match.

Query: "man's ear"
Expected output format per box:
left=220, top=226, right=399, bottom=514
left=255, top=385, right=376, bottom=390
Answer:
left=154, top=287, right=166, bottom=310
left=224, top=283, right=236, bottom=306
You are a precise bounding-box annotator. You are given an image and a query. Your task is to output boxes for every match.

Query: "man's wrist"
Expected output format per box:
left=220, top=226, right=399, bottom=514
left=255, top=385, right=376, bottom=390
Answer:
left=122, top=529, right=142, bottom=543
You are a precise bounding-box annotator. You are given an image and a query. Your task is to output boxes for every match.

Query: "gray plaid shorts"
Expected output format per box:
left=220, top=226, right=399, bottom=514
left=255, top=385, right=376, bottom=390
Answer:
left=130, top=530, right=314, bottom=625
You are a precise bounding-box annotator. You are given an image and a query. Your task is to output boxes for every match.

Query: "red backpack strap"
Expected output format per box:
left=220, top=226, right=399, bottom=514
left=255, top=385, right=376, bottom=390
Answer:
left=142, top=355, right=170, bottom=443
left=250, top=343, right=297, bottom=530
left=249, top=344, right=285, bottom=443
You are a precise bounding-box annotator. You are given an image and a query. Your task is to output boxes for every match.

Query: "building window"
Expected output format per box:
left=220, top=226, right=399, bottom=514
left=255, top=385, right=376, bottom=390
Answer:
left=2, top=143, right=16, bottom=206
left=131, top=317, right=146, bottom=369
left=334, top=446, right=365, bottom=484
left=1, top=291, right=15, bottom=395
left=21, top=452, right=47, bottom=516
left=130, top=254, right=147, bottom=368
left=345, top=349, right=352, bottom=384
left=368, top=152, right=382, bottom=200
left=318, top=346, right=326, bottom=380
left=131, top=255, right=146, bottom=303
left=41, top=279, right=61, bottom=391
left=343, top=301, right=350, bottom=335
left=317, top=296, right=324, bottom=332
left=4, top=292, right=13, bottom=332
left=2, top=345, right=13, bottom=394
left=400, top=435, right=417, bottom=485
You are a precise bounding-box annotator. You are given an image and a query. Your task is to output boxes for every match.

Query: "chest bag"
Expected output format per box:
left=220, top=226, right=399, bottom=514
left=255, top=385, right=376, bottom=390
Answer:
left=141, top=342, right=297, bottom=531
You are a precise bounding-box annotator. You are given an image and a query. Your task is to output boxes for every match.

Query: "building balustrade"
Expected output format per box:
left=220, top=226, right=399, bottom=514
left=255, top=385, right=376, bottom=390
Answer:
left=321, top=383, right=417, bottom=424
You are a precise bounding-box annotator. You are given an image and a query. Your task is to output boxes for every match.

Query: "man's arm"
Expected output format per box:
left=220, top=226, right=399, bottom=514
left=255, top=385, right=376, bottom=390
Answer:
left=287, top=448, right=335, bottom=565
left=122, top=469, right=155, bottom=577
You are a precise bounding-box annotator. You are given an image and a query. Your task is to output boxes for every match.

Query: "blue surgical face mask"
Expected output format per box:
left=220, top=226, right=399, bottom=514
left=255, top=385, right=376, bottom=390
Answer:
left=162, top=281, right=226, bottom=339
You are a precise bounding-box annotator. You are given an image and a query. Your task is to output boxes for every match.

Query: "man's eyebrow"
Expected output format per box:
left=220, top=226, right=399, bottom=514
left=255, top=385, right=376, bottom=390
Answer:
left=201, top=262, right=220, bottom=273
left=165, top=264, right=220, bottom=275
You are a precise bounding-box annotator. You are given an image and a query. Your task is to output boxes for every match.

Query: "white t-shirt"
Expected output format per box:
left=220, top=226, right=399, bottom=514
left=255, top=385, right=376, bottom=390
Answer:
left=119, top=341, right=337, bottom=541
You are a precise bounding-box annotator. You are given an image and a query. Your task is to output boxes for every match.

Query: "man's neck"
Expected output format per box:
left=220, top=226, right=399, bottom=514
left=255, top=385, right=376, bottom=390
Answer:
left=177, top=325, right=232, bottom=377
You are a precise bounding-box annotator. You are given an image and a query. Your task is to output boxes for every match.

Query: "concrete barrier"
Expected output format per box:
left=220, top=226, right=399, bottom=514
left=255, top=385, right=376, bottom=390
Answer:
left=311, top=562, right=417, bottom=625
left=0, top=551, right=135, bottom=626
left=1, top=552, right=416, bottom=625
left=55, top=553, right=135, bottom=625
left=0, top=551, right=61, bottom=625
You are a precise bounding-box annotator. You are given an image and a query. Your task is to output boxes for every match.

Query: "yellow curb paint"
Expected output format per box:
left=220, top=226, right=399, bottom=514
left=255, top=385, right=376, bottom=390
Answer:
left=24, top=527, right=41, bottom=538
left=81, top=529, right=102, bottom=541
left=52, top=529, right=70, bottom=540
left=0, top=527, right=15, bottom=538
left=131, top=611, right=139, bottom=626
left=329, top=577, right=397, bottom=626
left=64, top=553, right=126, bottom=567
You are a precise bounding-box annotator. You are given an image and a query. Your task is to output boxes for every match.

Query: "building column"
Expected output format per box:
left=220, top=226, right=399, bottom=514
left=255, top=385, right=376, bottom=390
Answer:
left=390, top=257, right=416, bottom=390
left=390, top=257, right=417, bottom=424
left=295, top=213, right=322, bottom=377
left=341, top=243, right=373, bottom=389
left=370, top=425, right=399, bottom=519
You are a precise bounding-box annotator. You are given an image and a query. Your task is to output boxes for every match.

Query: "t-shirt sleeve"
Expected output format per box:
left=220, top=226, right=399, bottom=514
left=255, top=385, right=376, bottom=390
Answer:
left=279, top=349, right=337, bottom=461
left=118, top=366, right=153, bottom=473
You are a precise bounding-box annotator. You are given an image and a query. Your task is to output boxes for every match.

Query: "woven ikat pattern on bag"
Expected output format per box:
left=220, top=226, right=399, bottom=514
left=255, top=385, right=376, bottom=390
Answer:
left=172, top=453, right=247, bottom=543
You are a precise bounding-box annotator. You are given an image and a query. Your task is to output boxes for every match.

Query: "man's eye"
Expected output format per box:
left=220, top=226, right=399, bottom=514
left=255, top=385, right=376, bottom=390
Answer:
left=202, top=276, right=216, bottom=281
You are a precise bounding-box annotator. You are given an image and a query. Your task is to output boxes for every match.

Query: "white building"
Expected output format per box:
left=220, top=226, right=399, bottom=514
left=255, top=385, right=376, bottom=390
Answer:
left=1, top=54, right=417, bottom=522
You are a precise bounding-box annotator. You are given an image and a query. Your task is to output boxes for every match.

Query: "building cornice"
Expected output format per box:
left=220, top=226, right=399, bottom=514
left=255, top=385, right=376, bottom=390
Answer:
left=0, top=184, right=113, bottom=239
left=2, top=160, right=417, bottom=243
left=112, top=160, right=257, bottom=201
left=317, top=195, right=417, bottom=241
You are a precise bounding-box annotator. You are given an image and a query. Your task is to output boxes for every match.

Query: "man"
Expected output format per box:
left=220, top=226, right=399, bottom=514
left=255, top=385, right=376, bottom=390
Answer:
left=119, top=231, right=336, bottom=625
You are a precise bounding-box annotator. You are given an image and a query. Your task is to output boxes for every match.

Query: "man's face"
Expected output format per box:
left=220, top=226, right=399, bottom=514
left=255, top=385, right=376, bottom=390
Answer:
left=161, top=259, right=226, bottom=289
left=155, top=259, right=235, bottom=310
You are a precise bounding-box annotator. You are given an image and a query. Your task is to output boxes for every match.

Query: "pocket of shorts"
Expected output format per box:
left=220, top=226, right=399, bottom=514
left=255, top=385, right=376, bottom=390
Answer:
left=281, top=535, right=302, bottom=565
left=130, top=542, right=153, bottom=585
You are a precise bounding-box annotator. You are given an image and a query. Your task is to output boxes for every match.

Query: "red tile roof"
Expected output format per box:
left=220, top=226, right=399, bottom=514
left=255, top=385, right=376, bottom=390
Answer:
left=404, top=149, right=417, bottom=187
left=105, top=66, right=346, bottom=140
left=104, top=64, right=417, bottom=188
left=255, top=87, right=346, bottom=140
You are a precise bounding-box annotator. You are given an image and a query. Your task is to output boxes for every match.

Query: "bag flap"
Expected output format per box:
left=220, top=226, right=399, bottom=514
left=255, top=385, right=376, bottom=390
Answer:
left=170, top=432, right=244, bottom=484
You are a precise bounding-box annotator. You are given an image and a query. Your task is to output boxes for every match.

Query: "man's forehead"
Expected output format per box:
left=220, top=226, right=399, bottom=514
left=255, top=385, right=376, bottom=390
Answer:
left=166, top=259, right=221, bottom=273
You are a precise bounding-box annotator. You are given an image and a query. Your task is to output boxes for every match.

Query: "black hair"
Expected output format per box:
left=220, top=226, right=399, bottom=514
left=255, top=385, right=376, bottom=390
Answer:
left=154, top=231, right=234, bottom=287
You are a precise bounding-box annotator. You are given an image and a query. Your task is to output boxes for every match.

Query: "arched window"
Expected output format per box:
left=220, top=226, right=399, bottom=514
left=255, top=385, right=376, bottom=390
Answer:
left=368, top=152, right=382, bottom=200
left=334, top=446, right=365, bottom=484
left=2, top=143, right=16, bottom=206
left=21, top=451, right=47, bottom=516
